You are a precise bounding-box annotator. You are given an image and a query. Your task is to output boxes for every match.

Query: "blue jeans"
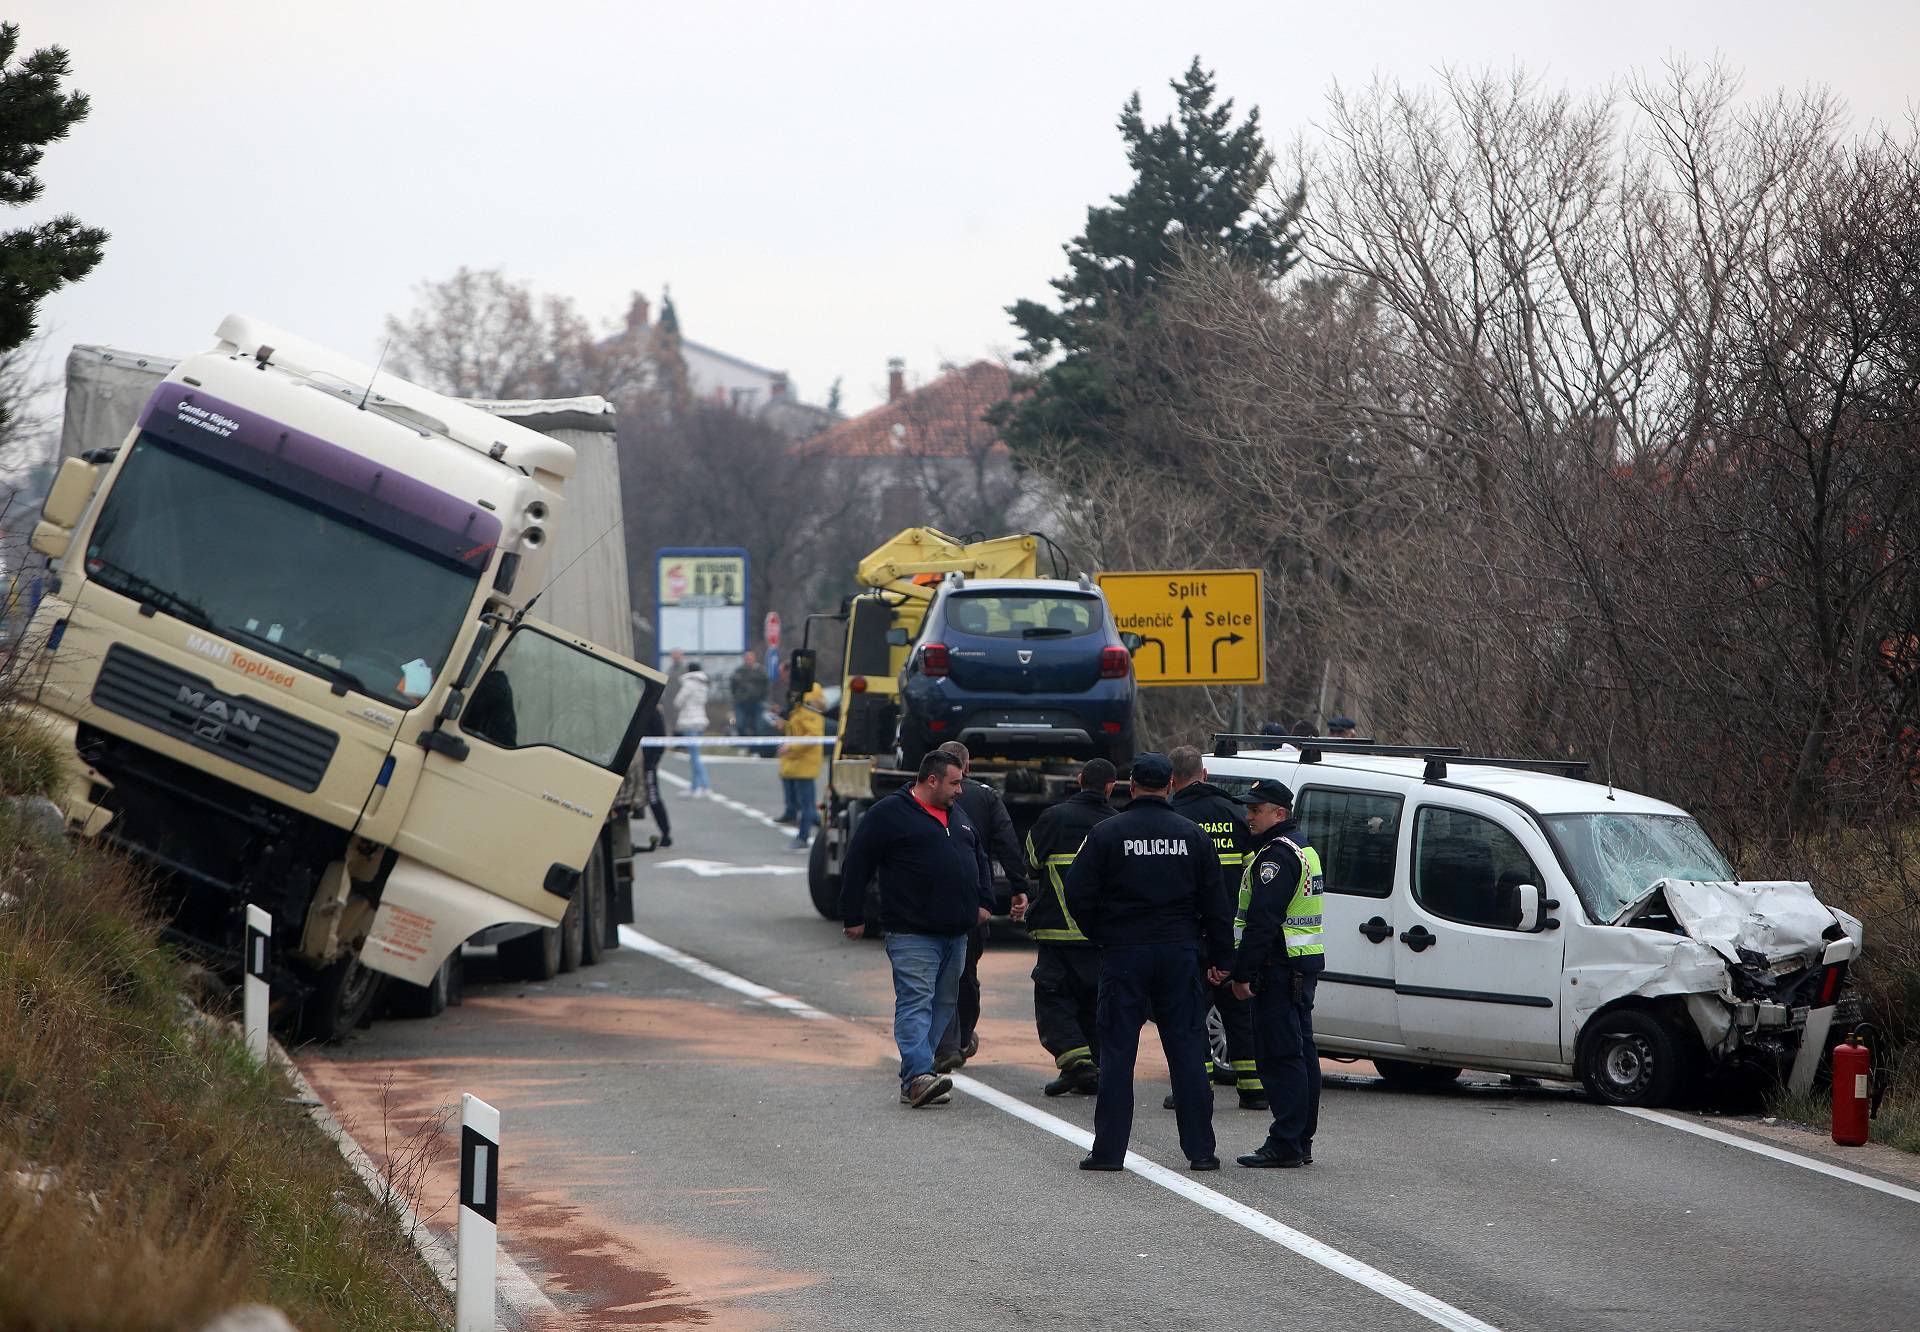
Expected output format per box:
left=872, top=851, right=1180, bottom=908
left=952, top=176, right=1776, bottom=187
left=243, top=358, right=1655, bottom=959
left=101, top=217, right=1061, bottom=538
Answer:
left=734, top=701, right=763, bottom=740
left=677, top=728, right=710, bottom=790
left=783, top=778, right=817, bottom=840
left=884, top=932, right=968, bottom=1088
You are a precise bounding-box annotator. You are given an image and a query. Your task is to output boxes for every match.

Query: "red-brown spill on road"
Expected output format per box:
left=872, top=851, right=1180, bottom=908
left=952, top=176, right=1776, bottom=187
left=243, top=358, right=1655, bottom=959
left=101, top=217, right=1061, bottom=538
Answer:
left=462, top=994, right=891, bottom=1070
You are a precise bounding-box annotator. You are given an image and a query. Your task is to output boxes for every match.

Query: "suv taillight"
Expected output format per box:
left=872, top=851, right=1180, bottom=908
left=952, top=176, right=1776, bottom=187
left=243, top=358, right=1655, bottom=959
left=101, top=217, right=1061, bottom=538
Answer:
left=921, top=644, right=950, bottom=677
left=1099, top=646, right=1130, bottom=679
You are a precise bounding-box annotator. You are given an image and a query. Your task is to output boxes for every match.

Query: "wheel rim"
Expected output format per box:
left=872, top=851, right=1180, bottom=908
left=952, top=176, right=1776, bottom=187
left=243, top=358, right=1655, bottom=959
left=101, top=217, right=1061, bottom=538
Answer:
left=1602, top=1035, right=1653, bottom=1097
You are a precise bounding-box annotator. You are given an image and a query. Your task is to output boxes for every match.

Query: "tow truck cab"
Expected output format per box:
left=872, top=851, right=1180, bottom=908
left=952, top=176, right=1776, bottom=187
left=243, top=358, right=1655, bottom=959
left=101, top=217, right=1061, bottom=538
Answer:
left=1204, top=737, right=1863, bottom=1107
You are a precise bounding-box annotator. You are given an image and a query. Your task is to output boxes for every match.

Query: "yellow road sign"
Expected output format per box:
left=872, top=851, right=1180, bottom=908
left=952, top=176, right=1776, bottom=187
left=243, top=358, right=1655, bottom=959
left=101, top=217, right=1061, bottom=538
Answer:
left=1096, top=569, right=1265, bottom=687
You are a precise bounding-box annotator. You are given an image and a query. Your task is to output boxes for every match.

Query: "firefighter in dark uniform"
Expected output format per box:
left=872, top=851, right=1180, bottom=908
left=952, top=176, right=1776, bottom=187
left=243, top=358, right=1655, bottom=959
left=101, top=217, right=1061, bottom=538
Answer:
left=1229, top=778, right=1326, bottom=1167
left=1020, top=758, right=1119, bottom=1097
left=1167, top=744, right=1264, bottom=1111
left=1065, top=753, right=1234, bottom=1172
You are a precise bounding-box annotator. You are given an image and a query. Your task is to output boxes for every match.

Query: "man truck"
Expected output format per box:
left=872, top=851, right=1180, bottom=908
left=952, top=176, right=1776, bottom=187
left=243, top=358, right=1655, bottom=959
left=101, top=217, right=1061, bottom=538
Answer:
left=22, top=316, right=661, bottom=1038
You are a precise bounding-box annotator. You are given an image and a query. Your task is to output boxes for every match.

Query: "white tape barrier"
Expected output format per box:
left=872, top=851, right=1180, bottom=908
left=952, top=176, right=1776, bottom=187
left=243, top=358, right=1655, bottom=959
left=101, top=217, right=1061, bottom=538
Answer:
left=456, top=1093, right=501, bottom=1332
left=243, top=903, right=271, bottom=1063
left=639, top=734, right=837, bottom=748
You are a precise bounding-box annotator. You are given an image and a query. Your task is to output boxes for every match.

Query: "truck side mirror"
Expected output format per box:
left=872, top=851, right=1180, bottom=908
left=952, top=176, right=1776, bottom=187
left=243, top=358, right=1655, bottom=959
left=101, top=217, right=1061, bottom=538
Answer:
left=31, top=457, right=102, bottom=558
left=885, top=627, right=910, bottom=647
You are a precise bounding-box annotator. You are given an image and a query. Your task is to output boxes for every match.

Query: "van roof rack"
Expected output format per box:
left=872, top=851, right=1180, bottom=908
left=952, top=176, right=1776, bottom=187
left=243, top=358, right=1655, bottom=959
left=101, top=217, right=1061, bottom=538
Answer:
left=1207, top=734, right=1589, bottom=782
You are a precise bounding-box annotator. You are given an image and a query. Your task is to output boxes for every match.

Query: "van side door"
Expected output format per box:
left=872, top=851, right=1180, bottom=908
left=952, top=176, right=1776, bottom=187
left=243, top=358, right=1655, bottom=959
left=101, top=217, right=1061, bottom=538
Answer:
left=1294, top=783, right=1405, bottom=1048
left=1394, top=793, right=1568, bottom=1065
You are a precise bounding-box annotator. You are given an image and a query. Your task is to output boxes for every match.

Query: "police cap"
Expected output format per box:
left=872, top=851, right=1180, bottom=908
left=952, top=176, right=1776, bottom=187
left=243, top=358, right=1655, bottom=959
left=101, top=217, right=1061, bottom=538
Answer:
left=1129, top=752, right=1173, bottom=788
left=1239, top=778, right=1294, bottom=808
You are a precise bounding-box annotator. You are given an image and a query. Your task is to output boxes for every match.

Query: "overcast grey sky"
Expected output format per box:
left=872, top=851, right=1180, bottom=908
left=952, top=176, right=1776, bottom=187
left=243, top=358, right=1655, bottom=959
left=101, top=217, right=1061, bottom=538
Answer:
left=17, top=1, right=1919, bottom=415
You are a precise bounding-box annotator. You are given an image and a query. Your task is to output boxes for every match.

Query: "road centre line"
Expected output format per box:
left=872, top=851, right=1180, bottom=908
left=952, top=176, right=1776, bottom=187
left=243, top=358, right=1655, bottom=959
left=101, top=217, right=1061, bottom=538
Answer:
left=655, top=764, right=791, bottom=834
left=616, top=925, right=1499, bottom=1332
left=1615, top=1108, right=1920, bottom=1206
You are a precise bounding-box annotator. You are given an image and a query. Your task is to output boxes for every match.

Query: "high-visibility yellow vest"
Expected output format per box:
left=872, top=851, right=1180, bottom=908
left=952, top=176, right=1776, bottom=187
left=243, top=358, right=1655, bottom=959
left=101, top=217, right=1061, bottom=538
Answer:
left=1235, top=836, right=1325, bottom=960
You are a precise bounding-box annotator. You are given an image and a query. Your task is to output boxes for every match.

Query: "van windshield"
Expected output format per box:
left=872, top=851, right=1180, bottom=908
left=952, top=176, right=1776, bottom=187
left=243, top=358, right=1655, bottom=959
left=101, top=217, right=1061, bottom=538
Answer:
left=1543, top=813, right=1735, bottom=924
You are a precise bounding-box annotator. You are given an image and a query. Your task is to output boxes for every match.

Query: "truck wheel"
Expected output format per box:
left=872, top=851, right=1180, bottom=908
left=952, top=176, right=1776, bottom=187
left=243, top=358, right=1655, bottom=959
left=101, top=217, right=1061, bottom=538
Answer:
left=807, top=833, right=839, bottom=920
left=297, top=952, right=385, bottom=1042
left=580, top=847, right=609, bottom=966
left=500, top=922, right=562, bottom=982
left=1579, top=1009, right=1681, bottom=1107
left=387, top=951, right=453, bottom=1019
left=1373, top=1057, right=1464, bottom=1091
left=559, top=891, right=585, bottom=974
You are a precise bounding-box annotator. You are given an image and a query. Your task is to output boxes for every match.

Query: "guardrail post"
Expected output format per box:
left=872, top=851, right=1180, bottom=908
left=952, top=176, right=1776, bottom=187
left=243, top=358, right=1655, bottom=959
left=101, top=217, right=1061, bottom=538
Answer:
left=457, top=1093, right=500, bottom=1332
left=244, top=903, right=271, bottom=1062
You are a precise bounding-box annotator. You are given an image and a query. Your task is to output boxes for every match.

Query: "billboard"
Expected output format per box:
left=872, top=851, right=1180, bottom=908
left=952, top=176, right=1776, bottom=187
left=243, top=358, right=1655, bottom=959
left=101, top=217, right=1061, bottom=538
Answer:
left=655, top=547, right=749, bottom=668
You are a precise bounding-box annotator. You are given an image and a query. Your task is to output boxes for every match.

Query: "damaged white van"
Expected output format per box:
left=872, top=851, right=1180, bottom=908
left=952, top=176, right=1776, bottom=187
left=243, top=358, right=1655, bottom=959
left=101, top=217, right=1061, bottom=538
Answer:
left=1205, top=738, right=1863, bottom=1107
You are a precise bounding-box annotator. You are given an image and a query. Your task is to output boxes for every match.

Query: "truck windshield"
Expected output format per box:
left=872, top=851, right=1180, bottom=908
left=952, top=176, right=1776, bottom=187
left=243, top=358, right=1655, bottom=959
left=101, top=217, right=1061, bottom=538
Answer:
left=84, top=432, right=485, bottom=707
left=1542, top=813, right=1735, bottom=924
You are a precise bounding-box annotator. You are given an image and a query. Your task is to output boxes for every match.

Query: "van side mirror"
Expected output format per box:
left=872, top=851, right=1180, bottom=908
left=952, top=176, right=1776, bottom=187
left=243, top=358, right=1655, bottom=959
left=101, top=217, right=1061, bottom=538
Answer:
left=1514, top=883, right=1540, bottom=932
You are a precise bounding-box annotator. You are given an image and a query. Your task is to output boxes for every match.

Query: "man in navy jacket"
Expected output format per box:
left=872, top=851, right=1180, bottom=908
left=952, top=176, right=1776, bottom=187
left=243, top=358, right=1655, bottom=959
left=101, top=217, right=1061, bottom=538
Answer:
left=840, top=750, right=993, bottom=1107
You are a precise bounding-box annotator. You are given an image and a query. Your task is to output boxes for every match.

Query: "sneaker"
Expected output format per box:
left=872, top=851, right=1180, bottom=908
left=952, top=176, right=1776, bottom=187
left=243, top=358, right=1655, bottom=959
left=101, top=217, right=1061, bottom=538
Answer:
left=934, top=1048, right=963, bottom=1074
left=1235, top=1145, right=1305, bottom=1168
left=787, top=837, right=809, bottom=852
left=928, top=1091, right=952, bottom=1105
left=901, top=1073, right=952, bottom=1107
left=1189, top=1157, right=1221, bottom=1172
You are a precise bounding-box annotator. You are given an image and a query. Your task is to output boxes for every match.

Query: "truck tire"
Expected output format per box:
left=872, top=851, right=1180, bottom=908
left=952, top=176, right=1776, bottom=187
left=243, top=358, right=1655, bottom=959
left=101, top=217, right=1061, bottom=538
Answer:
left=580, top=846, right=609, bottom=967
left=559, top=891, right=585, bottom=974
left=1373, top=1057, right=1464, bottom=1091
left=807, top=833, right=839, bottom=920
left=1579, top=1008, right=1682, bottom=1107
left=387, top=951, right=454, bottom=1019
left=297, top=952, right=385, bottom=1042
left=500, top=921, right=562, bottom=982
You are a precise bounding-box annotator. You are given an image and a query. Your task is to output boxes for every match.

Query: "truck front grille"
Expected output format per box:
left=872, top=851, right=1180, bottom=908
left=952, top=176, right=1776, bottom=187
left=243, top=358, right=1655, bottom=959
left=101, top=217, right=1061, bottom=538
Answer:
left=91, top=644, right=339, bottom=792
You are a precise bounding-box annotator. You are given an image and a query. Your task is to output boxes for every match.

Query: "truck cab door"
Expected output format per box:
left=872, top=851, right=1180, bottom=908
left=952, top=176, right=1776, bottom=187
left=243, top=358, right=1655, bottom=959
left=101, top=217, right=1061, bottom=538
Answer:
left=389, top=618, right=663, bottom=924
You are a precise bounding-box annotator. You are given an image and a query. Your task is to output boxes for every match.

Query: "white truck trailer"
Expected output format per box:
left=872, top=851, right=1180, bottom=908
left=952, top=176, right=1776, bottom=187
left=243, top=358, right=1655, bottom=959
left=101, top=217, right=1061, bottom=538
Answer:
left=27, top=317, right=659, bottom=1037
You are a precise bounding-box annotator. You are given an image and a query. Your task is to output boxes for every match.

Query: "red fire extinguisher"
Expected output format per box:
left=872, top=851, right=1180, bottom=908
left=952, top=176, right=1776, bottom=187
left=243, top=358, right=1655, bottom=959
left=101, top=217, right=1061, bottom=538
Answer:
left=1832, top=1027, right=1873, bottom=1146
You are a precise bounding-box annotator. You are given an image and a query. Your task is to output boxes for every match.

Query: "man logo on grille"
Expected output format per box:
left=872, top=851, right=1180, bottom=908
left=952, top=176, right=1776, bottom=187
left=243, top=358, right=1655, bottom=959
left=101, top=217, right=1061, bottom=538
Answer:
left=175, top=686, right=262, bottom=745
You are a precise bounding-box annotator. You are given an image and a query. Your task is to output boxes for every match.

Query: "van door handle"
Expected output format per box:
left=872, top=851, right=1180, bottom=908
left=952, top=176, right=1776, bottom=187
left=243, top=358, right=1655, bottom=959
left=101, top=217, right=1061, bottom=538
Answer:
left=1398, top=925, right=1436, bottom=952
left=1359, top=917, right=1393, bottom=944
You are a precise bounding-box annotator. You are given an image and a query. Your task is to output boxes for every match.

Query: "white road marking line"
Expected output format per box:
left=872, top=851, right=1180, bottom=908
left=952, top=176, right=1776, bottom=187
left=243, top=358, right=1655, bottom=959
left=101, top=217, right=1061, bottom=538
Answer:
left=1616, top=1108, right=1920, bottom=1206
left=655, top=764, right=794, bottom=835
left=617, top=925, right=1498, bottom=1332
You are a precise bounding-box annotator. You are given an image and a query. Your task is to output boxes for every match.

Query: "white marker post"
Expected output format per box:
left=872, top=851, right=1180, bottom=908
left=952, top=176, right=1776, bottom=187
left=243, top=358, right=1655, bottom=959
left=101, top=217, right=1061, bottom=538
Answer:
left=243, top=904, right=271, bottom=1062
left=456, top=1093, right=500, bottom=1332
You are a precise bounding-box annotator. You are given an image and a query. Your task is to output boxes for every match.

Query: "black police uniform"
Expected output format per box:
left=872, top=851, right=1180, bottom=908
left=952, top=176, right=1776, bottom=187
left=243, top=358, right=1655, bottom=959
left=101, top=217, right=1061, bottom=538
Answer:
left=1170, top=780, right=1262, bottom=1101
left=1232, top=817, right=1326, bottom=1165
left=1022, top=787, right=1117, bottom=1086
left=1065, top=771, right=1233, bottom=1169
left=938, top=777, right=1029, bottom=1066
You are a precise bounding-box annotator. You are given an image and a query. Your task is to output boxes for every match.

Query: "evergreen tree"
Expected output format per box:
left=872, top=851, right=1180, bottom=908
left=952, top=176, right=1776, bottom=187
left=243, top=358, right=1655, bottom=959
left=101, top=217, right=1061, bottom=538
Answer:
left=999, top=58, right=1300, bottom=456
left=0, top=23, right=107, bottom=376
left=649, top=287, right=692, bottom=416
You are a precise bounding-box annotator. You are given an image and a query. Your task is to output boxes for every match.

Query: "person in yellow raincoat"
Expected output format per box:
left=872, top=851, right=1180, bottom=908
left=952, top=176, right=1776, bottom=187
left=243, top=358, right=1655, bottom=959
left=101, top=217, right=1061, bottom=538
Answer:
left=779, top=683, right=827, bottom=851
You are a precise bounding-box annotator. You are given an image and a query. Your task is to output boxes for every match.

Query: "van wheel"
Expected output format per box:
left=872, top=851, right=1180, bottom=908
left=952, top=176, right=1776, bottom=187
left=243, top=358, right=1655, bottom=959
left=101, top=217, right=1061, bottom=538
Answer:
left=1206, top=1007, right=1236, bottom=1084
left=1373, top=1058, right=1463, bottom=1090
left=1579, top=1010, right=1680, bottom=1107
left=500, top=922, right=562, bottom=982
left=297, top=952, right=385, bottom=1042
left=807, top=833, right=839, bottom=920
left=580, top=849, right=608, bottom=966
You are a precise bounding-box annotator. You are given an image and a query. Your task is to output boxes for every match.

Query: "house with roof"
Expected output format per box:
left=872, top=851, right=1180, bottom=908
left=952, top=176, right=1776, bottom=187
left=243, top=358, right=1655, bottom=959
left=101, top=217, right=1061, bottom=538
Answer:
left=800, top=358, right=1041, bottom=535
left=613, top=293, right=837, bottom=440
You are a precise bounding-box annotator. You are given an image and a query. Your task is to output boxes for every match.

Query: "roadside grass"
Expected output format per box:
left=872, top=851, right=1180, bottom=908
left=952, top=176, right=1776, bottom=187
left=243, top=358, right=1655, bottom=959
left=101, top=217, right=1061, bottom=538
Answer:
left=1759, top=825, right=1920, bottom=1155
left=0, top=718, right=452, bottom=1331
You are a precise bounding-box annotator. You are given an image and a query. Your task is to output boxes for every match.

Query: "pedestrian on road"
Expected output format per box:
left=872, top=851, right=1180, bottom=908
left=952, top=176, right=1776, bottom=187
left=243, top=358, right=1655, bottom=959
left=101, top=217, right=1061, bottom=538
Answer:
left=673, top=660, right=714, bottom=796
left=1065, top=753, right=1233, bottom=1173
left=778, top=683, right=827, bottom=851
left=1229, top=778, right=1326, bottom=1169
left=1022, top=757, right=1118, bottom=1097
left=932, top=741, right=1030, bottom=1075
left=639, top=696, right=672, bottom=848
left=1168, top=744, right=1265, bottom=1111
left=838, top=750, right=993, bottom=1108
left=731, top=651, right=770, bottom=745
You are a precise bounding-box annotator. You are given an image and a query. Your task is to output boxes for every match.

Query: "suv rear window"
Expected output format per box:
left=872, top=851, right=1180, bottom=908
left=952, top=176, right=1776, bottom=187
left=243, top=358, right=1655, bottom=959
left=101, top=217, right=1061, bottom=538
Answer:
left=944, top=593, right=1100, bottom=639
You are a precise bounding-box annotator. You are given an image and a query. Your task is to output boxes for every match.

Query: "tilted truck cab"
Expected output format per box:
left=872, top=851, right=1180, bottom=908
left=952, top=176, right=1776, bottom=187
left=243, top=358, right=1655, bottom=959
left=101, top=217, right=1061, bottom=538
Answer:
left=22, top=317, right=662, bottom=1037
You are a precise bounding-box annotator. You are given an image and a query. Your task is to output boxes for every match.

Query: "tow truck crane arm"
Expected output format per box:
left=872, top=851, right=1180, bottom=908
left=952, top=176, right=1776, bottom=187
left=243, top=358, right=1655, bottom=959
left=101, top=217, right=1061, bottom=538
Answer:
left=854, top=528, right=1040, bottom=601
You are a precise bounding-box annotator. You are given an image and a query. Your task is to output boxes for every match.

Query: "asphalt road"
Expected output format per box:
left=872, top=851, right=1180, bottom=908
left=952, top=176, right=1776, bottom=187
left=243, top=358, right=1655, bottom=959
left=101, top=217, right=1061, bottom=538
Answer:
left=300, top=753, right=1920, bottom=1331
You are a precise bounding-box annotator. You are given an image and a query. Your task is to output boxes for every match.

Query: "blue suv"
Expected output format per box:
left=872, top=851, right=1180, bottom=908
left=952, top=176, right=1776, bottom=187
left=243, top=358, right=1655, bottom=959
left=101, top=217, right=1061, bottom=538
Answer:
left=896, top=578, right=1135, bottom=769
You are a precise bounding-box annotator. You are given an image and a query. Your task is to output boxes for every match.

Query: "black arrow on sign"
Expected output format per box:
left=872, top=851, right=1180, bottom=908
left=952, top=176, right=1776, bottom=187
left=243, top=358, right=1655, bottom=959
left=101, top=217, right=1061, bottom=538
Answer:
left=1138, top=636, right=1167, bottom=673
left=1211, top=632, right=1243, bottom=673
left=1181, top=606, right=1194, bottom=673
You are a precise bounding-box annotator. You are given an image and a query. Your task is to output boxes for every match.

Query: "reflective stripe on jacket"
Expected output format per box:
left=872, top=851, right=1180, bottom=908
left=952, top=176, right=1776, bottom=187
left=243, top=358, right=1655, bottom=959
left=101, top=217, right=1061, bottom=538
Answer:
left=1230, top=820, right=1325, bottom=981
left=1022, top=789, right=1116, bottom=944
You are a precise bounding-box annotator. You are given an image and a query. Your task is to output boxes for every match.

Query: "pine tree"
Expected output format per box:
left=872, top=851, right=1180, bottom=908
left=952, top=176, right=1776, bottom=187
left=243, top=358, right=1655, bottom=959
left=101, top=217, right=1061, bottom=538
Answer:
left=998, top=58, right=1301, bottom=457
left=649, top=287, right=692, bottom=417
left=0, top=23, right=107, bottom=373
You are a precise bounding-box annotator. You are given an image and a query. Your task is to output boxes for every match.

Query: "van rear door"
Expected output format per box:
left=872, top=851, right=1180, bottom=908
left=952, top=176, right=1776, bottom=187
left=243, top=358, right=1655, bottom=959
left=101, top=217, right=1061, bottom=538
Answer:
left=1394, top=792, right=1566, bottom=1064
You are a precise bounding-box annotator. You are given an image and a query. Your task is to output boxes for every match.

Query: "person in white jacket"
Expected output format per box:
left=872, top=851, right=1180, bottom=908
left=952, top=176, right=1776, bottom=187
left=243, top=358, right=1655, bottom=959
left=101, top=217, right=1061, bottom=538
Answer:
left=673, top=662, right=714, bottom=794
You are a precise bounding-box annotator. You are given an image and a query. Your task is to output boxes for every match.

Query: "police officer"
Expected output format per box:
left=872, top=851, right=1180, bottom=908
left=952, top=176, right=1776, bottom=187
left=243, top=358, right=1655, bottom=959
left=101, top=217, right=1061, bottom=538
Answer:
left=1065, top=753, right=1233, bottom=1173
left=1229, top=779, right=1325, bottom=1167
left=1021, top=758, right=1119, bottom=1096
left=1168, top=744, right=1264, bottom=1111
